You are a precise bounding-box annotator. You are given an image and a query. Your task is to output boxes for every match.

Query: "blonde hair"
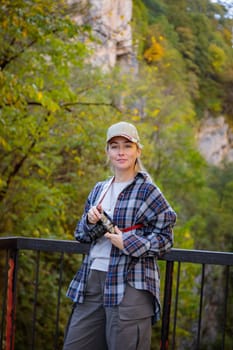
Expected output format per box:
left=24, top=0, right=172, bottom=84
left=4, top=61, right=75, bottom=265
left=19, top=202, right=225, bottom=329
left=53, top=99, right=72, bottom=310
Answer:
left=135, top=157, right=145, bottom=172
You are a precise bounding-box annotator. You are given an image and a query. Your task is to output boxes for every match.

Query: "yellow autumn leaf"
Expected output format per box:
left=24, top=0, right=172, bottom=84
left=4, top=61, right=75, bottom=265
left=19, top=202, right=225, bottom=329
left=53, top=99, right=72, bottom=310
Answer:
left=22, top=29, right=27, bottom=37
left=144, top=36, right=164, bottom=63
left=74, top=156, right=81, bottom=163
left=151, top=109, right=160, bottom=117
left=0, top=136, right=9, bottom=150
left=38, top=168, right=45, bottom=176
left=37, top=91, right=43, bottom=101
left=132, top=116, right=140, bottom=121
left=77, top=170, right=85, bottom=176
left=32, top=230, right=40, bottom=238
left=0, top=177, right=6, bottom=188
left=2, top=19, right=8, bottom=28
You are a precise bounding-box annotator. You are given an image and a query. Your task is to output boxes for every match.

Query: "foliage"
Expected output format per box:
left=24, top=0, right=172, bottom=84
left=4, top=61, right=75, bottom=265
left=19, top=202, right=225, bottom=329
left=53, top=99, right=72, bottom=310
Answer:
left=144, top=36, right=165, bottom=62
left=13, top=250, right=84, bottom=350
left=204, top=163, right=233, bottom=251
left=143, top=0, right=233, bottom=117
left=0, top=0, right=123, bottom=239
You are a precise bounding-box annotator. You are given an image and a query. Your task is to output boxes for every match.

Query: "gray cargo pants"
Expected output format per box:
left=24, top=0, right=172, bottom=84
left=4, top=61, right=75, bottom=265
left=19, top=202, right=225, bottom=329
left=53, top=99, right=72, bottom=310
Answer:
left=63, top=269, right=154, bottom=350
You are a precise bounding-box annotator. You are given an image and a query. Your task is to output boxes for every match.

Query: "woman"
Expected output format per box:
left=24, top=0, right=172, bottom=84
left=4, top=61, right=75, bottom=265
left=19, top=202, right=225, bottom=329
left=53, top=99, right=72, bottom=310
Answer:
left=63, top=121, right=176, bottom=350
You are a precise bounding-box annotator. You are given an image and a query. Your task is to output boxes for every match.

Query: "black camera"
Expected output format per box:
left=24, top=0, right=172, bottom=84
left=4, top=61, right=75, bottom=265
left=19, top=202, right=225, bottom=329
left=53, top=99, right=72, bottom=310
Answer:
left=88, top=211, right=115, bottom=241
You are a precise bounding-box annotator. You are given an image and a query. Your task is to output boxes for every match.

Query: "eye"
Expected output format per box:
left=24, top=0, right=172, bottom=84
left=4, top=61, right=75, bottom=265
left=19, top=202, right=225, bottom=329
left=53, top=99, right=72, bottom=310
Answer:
left=125, top=143, right=133, bottom=148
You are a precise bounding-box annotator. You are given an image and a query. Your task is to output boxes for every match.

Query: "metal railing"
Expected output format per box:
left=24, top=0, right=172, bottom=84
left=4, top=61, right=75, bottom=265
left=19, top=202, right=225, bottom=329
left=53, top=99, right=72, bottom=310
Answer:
left=0, top=237, right=232, bottom=350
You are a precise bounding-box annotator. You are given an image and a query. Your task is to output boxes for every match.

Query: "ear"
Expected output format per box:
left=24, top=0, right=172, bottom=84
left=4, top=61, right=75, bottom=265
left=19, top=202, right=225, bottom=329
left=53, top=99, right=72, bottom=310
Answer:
left=137, top=147, right=142, bottom=158
left=105, top=147, right=110, bottom=164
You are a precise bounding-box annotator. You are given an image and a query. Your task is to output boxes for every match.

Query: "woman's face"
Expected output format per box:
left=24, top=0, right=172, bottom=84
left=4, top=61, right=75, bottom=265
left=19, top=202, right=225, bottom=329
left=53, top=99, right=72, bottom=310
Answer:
left=107, top=136, right=141, bottom=173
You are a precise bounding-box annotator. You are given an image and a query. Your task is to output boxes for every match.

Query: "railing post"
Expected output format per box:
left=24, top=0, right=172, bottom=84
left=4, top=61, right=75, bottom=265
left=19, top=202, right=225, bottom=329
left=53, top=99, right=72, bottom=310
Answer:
left=160, top=260, right=174, bottom=350
left=5, top=249, right=18, bottom=350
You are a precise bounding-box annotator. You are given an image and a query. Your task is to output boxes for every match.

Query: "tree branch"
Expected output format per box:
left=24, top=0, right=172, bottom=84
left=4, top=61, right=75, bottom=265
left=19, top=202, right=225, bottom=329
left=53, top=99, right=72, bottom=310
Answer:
left=25, top=100, right=124, bottom=113
left=60, top=100, right=123, bottom=113
left=0, top=39, right=37, bottom=70
left=0, top=139, right=36, bottom=202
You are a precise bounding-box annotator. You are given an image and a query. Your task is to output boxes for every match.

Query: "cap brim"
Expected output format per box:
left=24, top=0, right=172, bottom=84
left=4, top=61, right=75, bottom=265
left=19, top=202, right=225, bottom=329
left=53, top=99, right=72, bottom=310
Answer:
left=107, top=134, right=143, bottom=148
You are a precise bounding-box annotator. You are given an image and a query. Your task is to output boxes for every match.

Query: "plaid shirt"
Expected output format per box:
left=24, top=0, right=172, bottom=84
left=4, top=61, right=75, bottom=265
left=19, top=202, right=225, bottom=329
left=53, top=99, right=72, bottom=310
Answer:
left=66, top=172, right=176, bottom=321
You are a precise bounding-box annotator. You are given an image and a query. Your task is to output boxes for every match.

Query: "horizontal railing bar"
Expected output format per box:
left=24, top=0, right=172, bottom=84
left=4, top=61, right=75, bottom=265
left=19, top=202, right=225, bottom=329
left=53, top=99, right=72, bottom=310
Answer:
left=0, top=237, right=89, bottom=254
left=0, top=237, right=233, bottom=265
left=161, top=248, right=233, bottom=265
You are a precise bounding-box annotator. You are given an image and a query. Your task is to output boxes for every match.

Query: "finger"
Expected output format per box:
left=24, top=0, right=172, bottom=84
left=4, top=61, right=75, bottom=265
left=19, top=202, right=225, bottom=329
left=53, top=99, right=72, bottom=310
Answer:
left=97, top=204, right=102, bottom=212
left=114, top=226, right=122, bottom=235
left=87, top=212, right=94, bottom=223
left=92, top=207, right=102, bottom=219
left=89, top=207, right=98, bottom=217
left=88, top=207, right=99, bottom=223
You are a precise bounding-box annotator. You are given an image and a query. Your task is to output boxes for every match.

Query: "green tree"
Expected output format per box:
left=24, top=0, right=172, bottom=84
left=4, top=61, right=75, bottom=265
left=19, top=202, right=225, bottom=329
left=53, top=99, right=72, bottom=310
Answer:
left=0, top=0, right=122, bottom=239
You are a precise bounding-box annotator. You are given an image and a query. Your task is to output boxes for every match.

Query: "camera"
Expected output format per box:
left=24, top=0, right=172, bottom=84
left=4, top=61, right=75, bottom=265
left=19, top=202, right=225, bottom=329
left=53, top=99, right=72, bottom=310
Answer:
left=88, top=211, right=115, bottom=241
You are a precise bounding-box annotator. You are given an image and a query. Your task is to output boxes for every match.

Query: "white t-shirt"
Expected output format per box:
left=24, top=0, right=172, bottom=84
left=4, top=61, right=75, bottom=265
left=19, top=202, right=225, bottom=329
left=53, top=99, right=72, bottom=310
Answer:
left=90, top=179, right=132, bottom=271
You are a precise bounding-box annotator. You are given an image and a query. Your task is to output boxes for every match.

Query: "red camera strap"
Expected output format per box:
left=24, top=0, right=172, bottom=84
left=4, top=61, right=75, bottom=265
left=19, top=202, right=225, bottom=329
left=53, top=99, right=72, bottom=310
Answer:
left=121, top=223, right=144, bottom=232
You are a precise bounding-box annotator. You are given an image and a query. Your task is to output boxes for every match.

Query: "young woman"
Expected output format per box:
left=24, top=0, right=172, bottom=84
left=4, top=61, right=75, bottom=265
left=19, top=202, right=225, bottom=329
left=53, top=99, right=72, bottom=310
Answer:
left=63, top=121, right=177, bottom=350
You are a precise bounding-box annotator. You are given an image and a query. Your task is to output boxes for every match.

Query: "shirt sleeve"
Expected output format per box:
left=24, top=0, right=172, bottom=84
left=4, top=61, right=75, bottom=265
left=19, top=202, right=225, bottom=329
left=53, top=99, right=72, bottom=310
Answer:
left=122, top=187, right=176, bottom=258
left=74, top=182, right=103, bottom=243
left=74, top=196, right=93, bottom=243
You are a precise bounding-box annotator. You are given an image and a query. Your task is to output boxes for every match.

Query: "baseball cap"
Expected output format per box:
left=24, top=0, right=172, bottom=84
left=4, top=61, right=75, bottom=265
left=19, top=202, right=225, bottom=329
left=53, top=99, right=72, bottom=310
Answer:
left=106, top=122, right=142, bottom=148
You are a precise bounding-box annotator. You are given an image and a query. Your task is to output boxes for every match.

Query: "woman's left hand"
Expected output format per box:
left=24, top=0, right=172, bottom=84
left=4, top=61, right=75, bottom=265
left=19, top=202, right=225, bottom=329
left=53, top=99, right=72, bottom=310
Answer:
left=105, top=226, right=124, bottom=250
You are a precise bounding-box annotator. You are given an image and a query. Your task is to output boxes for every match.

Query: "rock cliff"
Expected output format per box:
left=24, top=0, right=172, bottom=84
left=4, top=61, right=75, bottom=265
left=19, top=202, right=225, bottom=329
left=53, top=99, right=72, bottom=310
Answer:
left=69, top=0, right=136, bottom=71
left=197, top=115, right=233, bottom=165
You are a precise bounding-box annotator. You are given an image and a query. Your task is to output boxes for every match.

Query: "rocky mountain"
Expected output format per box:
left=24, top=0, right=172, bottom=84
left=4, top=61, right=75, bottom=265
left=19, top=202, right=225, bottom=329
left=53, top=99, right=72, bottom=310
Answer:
left=198, top=115, right=233, bottom=165
left=68, top=0, right=136, bottom=71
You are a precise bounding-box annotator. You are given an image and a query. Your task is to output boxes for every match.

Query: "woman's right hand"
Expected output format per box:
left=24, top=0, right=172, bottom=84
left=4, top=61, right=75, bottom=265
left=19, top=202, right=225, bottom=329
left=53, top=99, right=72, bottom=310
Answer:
left=87, top=206, right=102, bottom=224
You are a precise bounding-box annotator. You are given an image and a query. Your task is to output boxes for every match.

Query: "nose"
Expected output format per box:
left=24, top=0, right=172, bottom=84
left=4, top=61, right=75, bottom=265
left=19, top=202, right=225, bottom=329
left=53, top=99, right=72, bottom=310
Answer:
left=118, top=146, right=125, bottom=155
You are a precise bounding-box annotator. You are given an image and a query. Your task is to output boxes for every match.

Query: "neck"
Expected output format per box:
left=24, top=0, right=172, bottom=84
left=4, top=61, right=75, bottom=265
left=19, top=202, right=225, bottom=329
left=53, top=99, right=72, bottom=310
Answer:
left=114, top=169, right=136, bottom=183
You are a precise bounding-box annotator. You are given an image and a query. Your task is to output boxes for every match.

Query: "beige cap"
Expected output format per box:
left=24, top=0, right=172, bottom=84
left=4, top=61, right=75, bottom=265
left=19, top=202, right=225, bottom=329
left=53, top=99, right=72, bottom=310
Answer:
left=106, top=122, right=142, bottom=148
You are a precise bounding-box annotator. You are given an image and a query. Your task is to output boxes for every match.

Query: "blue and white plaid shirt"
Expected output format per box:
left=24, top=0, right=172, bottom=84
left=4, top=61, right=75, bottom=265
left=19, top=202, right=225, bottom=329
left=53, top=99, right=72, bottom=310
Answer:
left=66, top=172, right=177, bottom=321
